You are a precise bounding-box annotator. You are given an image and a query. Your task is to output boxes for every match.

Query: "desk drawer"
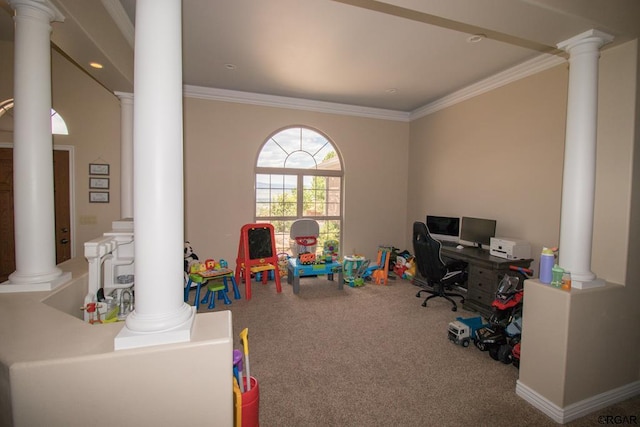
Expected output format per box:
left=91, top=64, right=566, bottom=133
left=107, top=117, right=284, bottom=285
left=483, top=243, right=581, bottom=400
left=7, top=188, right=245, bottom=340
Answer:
left=466, top=286, right=494, bottom=307
left=469, top=265, right=499, bottom=295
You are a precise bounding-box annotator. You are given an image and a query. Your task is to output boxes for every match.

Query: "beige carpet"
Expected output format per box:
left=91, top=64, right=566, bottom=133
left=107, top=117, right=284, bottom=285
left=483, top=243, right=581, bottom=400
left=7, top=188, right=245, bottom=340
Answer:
left=192, top=275, right=639, bottom=426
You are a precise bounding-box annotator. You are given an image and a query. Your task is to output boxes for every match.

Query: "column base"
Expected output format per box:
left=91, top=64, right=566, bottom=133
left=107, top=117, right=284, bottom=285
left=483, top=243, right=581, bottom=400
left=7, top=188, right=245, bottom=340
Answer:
left=572, top=277, right=605, bottom=290
left=114, top=306, right=196, bottom=351
left=0, top=271, right=71, bottom=293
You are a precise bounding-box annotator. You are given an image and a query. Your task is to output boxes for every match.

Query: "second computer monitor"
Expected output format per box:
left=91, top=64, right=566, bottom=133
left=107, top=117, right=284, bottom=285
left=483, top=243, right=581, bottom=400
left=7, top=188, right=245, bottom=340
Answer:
left=460, top=216, right=496, bottom=248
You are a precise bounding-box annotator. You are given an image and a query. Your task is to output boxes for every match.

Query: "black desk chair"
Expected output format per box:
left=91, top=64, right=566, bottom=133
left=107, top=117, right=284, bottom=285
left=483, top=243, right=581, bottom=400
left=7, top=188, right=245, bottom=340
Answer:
left=412, top=221, right=467, bottom=311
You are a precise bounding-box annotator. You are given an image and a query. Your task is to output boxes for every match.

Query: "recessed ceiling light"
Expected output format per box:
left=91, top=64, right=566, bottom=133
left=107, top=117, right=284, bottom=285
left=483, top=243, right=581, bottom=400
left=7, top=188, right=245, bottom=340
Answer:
left=89, top=62, right=103, bottom=69
left=224, top=63, right=237, bottom=70
left=467, top=34, right=486, bottom=43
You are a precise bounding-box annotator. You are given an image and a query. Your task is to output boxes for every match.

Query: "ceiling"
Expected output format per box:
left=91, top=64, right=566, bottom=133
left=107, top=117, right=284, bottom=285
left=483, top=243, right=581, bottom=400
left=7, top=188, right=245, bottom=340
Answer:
left=1, top=0, right=639, bottom=114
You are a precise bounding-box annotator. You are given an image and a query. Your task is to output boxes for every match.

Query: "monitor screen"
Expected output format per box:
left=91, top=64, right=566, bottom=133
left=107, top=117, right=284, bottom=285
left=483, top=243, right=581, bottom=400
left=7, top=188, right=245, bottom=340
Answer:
left=460, top=217, right=496, bottom=248
left=426, top=215, right=460, bottom=242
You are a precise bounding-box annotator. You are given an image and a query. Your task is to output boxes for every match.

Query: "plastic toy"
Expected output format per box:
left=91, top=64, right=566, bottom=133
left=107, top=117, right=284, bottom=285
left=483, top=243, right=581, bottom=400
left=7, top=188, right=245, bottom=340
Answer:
left=299, top=252, right=316, bottom=264
left=448, top=316, right=487, bottom=347
left=239, top=328, right=251, bottom=391
left=323, top=239, right=339, bottom=262
left=361, top=246, right=391, bottom=285
left=474, top=273, right=525, bottom=364
left=81, top=302, right=103, bottom=324
left=343, top=255, right=367, bottom=287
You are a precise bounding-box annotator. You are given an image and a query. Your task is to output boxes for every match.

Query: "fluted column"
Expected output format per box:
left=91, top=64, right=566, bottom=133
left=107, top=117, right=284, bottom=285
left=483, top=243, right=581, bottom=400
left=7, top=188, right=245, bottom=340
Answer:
left=557, top=29, right=613, bottom=289
left=115, top=91, right=134, bottom=219
left=0, top=0, right=70, bottom=293
left=115, top=0, right=194, bottom=350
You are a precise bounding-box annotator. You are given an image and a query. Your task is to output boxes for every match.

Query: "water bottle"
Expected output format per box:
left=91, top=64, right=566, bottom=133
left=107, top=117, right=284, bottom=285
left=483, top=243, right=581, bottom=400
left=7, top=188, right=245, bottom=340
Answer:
left=539, top=247, right=554, bottom=284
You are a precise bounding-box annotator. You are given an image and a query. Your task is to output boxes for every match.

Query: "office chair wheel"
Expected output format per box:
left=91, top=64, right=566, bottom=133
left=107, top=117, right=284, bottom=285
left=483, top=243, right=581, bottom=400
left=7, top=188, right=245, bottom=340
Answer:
left=451, top=305, right=457, bottom=312
left=421, top=301, right=427, bottom=307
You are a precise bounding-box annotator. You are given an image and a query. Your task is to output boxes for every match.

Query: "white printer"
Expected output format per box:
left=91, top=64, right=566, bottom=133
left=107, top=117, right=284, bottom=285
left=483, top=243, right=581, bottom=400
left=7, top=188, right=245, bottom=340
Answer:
left=490, top=237, right=531, bottom=260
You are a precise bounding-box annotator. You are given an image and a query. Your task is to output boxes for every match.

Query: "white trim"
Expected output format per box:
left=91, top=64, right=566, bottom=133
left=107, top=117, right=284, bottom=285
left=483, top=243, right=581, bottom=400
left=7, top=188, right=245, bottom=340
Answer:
left=410, top=53, right=566, bottom=120
left=183, top=53, right=566, bottom=122
left=54, top=144, right=76, bottom=259
left=516, top=379, right=640, bottom=424
left=183, top=85, right=411, bottom=122
left=101, top=0, right=135, bottom=48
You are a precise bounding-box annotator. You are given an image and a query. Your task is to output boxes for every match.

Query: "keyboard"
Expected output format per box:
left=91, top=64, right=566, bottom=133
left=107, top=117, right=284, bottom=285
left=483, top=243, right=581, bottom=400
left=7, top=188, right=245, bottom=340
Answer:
left=440, top=241, right=459, bottom=247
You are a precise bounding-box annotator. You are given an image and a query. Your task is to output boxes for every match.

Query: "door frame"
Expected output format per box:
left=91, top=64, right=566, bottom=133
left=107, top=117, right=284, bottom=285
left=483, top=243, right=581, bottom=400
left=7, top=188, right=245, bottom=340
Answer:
left=0, top=142, right=76, bottom=259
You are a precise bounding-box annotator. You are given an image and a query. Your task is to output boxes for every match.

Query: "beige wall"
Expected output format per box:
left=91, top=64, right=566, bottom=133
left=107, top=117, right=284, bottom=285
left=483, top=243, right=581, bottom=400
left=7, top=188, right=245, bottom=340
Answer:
left=407, top=64, right=568, bottom=270
left=183, top=98, right=410, bottom=262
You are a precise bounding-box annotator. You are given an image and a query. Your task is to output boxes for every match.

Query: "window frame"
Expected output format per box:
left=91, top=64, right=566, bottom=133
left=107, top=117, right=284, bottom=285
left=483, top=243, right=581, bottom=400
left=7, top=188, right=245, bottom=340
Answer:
left=254, top=126, right=344, bottom=256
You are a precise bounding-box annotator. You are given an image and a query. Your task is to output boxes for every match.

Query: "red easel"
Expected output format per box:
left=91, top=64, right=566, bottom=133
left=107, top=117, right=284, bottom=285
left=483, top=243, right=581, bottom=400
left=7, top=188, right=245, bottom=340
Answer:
left=235, top=223, right=282, bottom=300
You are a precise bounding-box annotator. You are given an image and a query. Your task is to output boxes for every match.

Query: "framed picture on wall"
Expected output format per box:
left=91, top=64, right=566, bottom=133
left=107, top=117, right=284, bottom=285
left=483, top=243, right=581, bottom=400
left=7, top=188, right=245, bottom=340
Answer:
left=89, top=177, right=109, bottom=189
left=89, top=191, right=109, bottom=203
left=89, top=163, right=109, bottom=175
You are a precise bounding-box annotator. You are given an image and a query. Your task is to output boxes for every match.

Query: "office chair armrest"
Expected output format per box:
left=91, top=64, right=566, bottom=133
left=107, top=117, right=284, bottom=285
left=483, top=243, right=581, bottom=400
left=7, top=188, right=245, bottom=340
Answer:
left=445, top=259, right=467, bottom=272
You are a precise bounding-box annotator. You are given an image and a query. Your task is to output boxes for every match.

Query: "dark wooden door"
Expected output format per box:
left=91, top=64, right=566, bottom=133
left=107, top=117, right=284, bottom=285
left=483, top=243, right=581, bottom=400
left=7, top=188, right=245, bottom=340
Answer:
left=54, top=150, right=71, bottom=263
left=0, top=147, right=71, bottom=282
left=0, top=148, right=14, bottom=282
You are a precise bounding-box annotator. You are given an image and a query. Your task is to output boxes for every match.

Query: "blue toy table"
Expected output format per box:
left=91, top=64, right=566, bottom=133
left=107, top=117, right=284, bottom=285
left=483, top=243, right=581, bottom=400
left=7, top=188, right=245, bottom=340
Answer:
left=287, top=258, right=343, bottom=294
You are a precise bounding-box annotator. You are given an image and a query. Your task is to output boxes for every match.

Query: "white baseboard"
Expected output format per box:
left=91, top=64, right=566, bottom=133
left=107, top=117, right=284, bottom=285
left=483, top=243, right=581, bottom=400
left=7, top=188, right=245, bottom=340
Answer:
left=516, top=380, right=640, bottom=424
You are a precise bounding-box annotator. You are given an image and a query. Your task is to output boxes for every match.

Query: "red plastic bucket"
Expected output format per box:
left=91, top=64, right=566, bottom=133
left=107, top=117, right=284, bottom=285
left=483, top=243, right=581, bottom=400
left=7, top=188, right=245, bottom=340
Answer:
left=241, top=377, right=259, bottom=427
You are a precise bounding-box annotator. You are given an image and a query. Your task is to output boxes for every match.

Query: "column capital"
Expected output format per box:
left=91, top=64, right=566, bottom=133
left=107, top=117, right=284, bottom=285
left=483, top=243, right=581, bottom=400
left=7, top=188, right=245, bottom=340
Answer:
left=557, top=29, right=614, bottom=53
left=8, top=0, right=65, bottom=22
left=115, top=91, right=134, bottom=101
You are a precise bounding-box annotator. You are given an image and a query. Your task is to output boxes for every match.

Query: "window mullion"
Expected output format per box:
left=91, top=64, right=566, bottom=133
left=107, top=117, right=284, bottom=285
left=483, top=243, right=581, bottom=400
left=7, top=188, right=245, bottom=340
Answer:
left=297, top=174, right=304, bottom=216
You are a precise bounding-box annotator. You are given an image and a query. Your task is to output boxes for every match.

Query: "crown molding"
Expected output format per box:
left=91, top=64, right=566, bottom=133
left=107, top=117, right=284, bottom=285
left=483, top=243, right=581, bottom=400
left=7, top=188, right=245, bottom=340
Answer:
left=101, top=0, right=134, bottom=48
left=410, top=53, right=567, bottom=120
left=183, top=85, right=412, bottom=122
left=184, top=53, right=565, bottom=123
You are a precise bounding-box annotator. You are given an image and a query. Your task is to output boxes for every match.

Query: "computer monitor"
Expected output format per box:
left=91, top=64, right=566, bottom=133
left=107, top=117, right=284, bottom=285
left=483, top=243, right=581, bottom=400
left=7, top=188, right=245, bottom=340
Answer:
left=460, top=216, right=497, bottom=248
left=426, top=215, right=460, bottom=243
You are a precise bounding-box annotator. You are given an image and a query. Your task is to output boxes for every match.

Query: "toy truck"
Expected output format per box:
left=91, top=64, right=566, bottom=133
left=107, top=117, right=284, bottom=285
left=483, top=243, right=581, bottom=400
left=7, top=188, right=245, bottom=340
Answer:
left=448, top=316, right=486, bottom=347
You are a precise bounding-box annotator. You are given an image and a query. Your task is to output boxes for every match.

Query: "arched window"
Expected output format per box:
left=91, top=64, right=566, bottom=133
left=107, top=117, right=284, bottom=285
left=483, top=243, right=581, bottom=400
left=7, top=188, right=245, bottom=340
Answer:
left=255, top=126, right=343, bottom=256
left=0, top=99, right=69, bottom=135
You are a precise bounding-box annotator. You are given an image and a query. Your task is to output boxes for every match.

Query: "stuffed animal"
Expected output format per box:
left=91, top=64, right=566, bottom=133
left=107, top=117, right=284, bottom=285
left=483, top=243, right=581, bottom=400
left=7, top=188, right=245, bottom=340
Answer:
left=184, top=241, right=199, bottom=283
left=277, top=253, right=289, bottom=277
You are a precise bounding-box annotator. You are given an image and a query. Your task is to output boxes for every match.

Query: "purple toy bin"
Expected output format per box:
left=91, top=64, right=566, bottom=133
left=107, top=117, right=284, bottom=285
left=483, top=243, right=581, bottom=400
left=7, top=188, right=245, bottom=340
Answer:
left=241, top=376, right=259, bottom=427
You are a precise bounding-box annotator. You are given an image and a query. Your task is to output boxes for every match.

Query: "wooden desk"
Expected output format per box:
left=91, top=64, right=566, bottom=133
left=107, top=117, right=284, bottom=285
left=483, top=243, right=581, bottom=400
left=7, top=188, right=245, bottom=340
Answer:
left=419, top=245, right=532, bottom=318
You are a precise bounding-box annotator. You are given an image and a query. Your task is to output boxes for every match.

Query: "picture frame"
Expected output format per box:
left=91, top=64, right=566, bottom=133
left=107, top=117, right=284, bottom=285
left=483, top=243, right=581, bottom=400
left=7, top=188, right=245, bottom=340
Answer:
left=89, top=163, right=109, bottom=175
left=89, top=191, right=109, bottom=203
left=89, top=177, right=109, bottom=189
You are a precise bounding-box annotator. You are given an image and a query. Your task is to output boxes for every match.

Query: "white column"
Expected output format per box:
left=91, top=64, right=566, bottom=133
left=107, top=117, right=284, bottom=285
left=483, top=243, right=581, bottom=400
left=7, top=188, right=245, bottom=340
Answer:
left=557, top=29, right=613, bottom=289
left=115, top=0, right=194, bottom=350
left=115, top=91, right=134, bottom=219
left=1, top=0, right=70, bottom=293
